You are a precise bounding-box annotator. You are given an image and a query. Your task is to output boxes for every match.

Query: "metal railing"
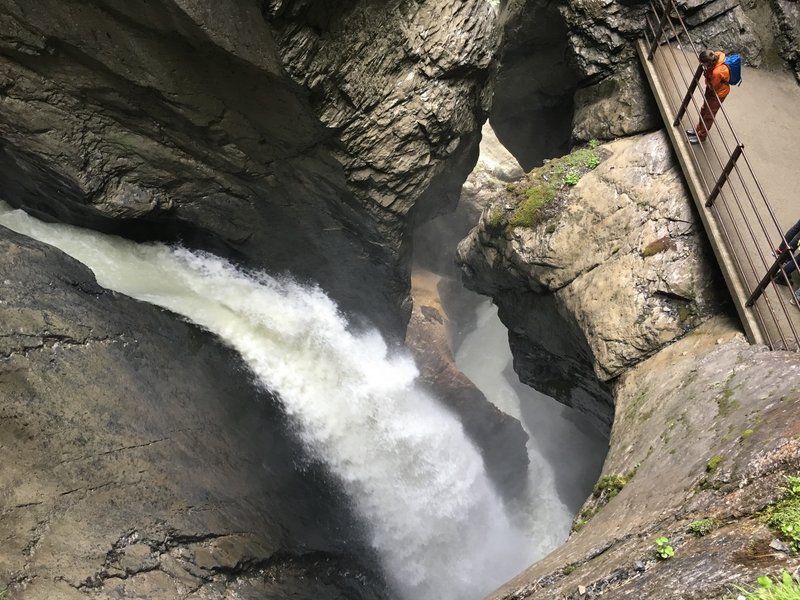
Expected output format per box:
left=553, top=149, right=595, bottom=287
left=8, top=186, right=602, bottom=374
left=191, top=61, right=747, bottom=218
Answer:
left=641, top=0, right=800, bottom=351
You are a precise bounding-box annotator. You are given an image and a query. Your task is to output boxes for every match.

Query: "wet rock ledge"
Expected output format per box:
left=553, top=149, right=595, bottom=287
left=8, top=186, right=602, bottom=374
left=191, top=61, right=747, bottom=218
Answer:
left=0, top=226, right=388, bottom=600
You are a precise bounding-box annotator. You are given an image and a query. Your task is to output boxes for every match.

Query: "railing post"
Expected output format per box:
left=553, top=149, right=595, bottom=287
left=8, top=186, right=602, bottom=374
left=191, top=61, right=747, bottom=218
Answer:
left=673, top=64, right=704, bottom=125
left=647, top=1, right=673, bottom=60
left=746, top=249, right=795, bottom=307
left=705, top=144, right=744, bottom=207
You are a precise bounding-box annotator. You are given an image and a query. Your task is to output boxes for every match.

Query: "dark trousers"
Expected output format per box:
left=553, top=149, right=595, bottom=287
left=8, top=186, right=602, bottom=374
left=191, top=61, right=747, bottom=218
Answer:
left=777, top=219, right=800, bottom=279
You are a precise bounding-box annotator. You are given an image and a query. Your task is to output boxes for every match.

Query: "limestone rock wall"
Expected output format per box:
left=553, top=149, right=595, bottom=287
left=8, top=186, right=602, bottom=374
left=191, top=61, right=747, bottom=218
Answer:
left=457, top=131, right=728, bottom=431
left=454, top=131, right=800, bottom=600
left=488, top=317, right=800, bottom=599
left=490, top=0, right=780, bottom=167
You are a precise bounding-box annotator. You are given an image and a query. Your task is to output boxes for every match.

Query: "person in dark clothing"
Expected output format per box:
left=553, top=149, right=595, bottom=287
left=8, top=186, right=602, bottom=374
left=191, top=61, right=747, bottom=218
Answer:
left=773, top=218, right=800, bottom=286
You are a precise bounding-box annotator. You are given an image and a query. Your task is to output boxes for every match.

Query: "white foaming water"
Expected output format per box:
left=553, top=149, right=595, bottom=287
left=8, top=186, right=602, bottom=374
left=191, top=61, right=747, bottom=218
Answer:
left=0, top=203, right=535, bottom=600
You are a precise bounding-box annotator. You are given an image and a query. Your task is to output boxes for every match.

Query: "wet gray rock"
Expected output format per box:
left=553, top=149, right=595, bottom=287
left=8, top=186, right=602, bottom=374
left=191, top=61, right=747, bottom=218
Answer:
left=488, top=318, right=800, bottom=599
left=0, top=226, right=389, bottom=600
left=773, top=0, right=800, bottom=81
left=572, top=62, right=659, bottom=143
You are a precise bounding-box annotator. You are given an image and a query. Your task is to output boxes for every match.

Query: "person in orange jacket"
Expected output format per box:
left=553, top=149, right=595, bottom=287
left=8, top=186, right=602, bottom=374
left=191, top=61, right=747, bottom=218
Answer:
left=686, top=50, right=731, bottom=144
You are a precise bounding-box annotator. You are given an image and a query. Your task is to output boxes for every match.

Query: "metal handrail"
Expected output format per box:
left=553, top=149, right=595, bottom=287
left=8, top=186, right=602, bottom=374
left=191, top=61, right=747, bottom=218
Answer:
left=642, top=0, right=800, bottom=351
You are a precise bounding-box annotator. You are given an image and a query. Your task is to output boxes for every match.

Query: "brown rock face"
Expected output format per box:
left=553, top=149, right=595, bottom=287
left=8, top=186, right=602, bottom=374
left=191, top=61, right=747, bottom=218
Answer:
left=406, top=271, right=530, bottom=500
left=488, top=318, right=800, bottom=599
left=0, top=226, right=388, bottom=599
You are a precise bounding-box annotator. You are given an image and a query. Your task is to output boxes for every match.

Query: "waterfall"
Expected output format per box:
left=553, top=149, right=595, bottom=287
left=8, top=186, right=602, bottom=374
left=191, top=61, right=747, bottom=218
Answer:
left=0, top=202, right=536, bottom=600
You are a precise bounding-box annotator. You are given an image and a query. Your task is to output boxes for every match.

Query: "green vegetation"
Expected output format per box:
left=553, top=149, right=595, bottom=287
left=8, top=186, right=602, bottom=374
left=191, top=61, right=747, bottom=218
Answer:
left=717, top=372, right=741, bottom=417
left=594, top=474, right=629, bottom=499
left=688, top=518, right=717, bottom=536
left=506, top=142, right=603, bottom=229
left=765, top=476, right=800, bottom=552
left=488, top=205, right=504, bottom=229
left=732, top=571, right=800, bottom=599
left=572, top=505, right=596, bottom=532
left=707, top=454, right=723, bottom=473
left=654, top=536, right=674, bottom=559
left=572, top=467, right=639, bottom=532
left=742, top=428, right=755, bottom=441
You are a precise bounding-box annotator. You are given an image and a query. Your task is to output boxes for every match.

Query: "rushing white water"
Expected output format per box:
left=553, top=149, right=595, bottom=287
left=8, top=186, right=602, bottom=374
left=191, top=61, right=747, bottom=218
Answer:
left=0, top=202, right=536, bottom=600
left=456, top=300, right=607, bottom=540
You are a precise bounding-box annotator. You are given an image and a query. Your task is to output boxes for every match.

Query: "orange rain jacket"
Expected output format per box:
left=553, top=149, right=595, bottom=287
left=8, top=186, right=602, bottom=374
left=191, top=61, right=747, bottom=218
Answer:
left=705, top=52, right=731, bottom=99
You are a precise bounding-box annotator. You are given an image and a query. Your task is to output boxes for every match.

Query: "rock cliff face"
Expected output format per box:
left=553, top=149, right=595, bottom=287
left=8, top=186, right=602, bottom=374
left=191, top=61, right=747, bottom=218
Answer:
left=458, top=132, right=729, bottom=431
left=456, top=133, right=800, bottom=598
left=489, top=0, right=794, bottom=169
left=0, top=0, right=501, bottom=338
left=0, top=226, right=387, bottom=599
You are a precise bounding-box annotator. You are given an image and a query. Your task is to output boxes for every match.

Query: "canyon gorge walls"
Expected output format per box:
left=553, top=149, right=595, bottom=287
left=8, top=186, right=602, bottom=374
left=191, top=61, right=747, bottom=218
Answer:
left=0, top=0, right=502, bottom=338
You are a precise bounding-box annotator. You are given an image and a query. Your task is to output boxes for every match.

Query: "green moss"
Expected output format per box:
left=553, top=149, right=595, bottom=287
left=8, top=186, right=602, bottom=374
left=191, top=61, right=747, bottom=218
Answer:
left=688, top=518, right=717, bottom=536
left=766, top=476, right=800, bottom=552
left=707, top=454, right=723, bottom=473
left=717, top=373, right=741, bottom=417
left=641, top=236, right=676, bottom=258
left=508, top=185, right=556, bottom=228
left=506, top=143, right=603, bottom=229
left=563, top=565, right=576, bottom=575
left=488, top=205, right=504, bottom=228
left=625, top=388, right=649, bottom=420
left=741, top=428, right=755, bottom=441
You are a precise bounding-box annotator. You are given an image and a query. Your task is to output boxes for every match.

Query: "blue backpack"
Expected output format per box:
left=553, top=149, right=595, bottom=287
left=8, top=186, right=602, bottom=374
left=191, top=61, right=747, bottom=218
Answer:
left=724, top=53, right=742, bottom=86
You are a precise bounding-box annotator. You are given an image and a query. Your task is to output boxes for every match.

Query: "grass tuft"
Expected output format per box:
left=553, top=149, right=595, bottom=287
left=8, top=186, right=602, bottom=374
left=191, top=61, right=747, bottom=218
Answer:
left=766, top=476, right=800, bottom=552
left=732, top=571, right=800, bottom=599
left=688, top=518, right=717, bottom=536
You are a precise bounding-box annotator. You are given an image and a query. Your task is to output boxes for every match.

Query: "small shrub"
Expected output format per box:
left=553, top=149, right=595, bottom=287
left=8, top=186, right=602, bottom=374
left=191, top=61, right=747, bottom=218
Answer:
left=765, top=476, right=800, bottom=552
left=688, top=518, right=717, bottom=536
left=654, top=536, right=674, bottom=559
left=594, top=474, right=628, bottom=498
left=565, top=172, right=580, bottom=186
left=732, top=570, right=800, bottom=599
left=707, top=454, right=723, bottom=473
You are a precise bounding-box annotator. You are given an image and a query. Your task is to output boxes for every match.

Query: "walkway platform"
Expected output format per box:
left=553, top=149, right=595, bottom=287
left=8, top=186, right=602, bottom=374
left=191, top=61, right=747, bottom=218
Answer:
left=637, top=29, right=800, bottom=350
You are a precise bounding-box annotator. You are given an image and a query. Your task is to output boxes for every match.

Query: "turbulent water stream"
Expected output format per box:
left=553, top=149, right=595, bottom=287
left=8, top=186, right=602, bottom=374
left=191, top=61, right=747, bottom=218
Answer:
left=0, top=202, right=557, bottom=600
